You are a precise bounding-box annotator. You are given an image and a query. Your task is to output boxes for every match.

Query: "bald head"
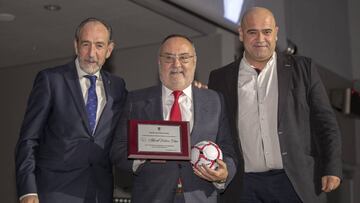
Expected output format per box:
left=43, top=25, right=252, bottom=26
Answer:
left=241, top=7, right=277, bottom=28
left=238, top=7, right=279, bottom=69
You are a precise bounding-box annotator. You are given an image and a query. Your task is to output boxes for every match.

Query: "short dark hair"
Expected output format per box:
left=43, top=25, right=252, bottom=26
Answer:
left=75, top=17, right=112, bottom=42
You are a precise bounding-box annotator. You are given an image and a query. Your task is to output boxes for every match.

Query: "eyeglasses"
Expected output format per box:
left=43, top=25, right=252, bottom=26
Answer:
left=160, top=54, right=195, bottom=64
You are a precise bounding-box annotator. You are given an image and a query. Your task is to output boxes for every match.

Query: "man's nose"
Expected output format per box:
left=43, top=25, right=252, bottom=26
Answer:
left=173, top=57, right=182, bottom=67
left=257, top=32, right=265, bottom=41
left=89, top=44, right=96, bottom=57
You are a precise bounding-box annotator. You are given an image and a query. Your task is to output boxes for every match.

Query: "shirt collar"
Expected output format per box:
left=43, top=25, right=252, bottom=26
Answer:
left=162, top=84, right=193, bottom=101
left=240, top=52, right=276, bottom=72
left=75, top=58, right=101, bottom=80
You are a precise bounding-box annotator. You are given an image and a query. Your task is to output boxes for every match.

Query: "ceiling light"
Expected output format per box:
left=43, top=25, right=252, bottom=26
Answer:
left=44, top=4, right=61, bottom=11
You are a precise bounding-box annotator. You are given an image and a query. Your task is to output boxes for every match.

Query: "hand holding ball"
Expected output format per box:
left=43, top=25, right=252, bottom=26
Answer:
left=190, top=141, right=223, bottom=170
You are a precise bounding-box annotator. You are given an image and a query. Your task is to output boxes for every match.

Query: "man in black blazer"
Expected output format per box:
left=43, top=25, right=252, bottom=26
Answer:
left=208, top=7, right=342, bottom=203
left=15, top=18, right=127, bottom=203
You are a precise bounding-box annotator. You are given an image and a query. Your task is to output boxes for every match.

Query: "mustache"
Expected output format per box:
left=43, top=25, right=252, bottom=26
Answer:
left=254, top=42, right=269, bottom=47
left=170, top=67, right=184, bottom=74
left=85, top=58, right=98, bottom=63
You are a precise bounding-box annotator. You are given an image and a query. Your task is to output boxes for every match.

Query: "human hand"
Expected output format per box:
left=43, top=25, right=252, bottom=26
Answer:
left=193, top=159, right=228, bottom=183
left=321, top=175, right=341, bottom=192
left=20, top=195, right=39, bottom=203
left=193, top=80, right=208, bottom=89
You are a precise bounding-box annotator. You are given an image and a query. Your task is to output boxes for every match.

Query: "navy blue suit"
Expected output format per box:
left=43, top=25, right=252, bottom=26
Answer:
left=15, top=61, right=127, bottom=202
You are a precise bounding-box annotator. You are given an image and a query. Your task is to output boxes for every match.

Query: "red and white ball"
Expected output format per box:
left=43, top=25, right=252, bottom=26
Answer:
left=190, top=141, right=223, bottom=170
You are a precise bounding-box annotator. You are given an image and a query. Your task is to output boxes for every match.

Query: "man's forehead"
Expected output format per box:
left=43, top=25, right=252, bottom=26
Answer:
left=79, top=39, right=107, bottom=44
left=244, top=27, right=274, bottom=31
left=242, top=21, right=276, bottom=32
left=161, top=42, right=194, bottom=53
left=163, top=39, right=191, bottom=48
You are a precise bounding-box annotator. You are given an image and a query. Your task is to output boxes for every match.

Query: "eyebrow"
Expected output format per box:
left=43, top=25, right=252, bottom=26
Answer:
left=80, top=40, right=106, bottom=44
left=162, top=52, right=193, bottom=56
left=246, top=28, right=273, bottom=32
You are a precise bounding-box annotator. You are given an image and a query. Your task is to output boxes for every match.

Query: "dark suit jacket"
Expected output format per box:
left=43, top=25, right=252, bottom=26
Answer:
left=111, top=85, right=237, bottom=203
left=15, top=61, right=127, bottom=203
left=208, top=52, right=342, bottom=203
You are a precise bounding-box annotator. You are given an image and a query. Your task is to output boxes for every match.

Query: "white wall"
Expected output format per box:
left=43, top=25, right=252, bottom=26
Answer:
left=284, top=0, right=352, bottom=80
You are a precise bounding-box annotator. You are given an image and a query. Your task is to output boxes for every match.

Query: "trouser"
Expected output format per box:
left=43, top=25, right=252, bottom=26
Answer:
left=239, top=169, right=302, bottom=203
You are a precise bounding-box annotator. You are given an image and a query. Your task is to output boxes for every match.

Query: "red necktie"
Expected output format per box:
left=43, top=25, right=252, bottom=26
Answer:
left=170, top=91, right=184, bottom=194
left=169, top=91, right=182, bottom=121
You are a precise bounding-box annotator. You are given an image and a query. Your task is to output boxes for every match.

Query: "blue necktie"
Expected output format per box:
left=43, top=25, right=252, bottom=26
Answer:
left=84, top=75, right=98, bottom=134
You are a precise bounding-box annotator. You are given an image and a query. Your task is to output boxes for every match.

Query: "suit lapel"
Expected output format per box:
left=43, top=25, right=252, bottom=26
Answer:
left=63, top=63, right=91, bottom=133
left=277, top=53, right=293, bottom=125
left=94, top=71, right=114, bottom=135
left=226, top=59, right=240, bottom=123
left=191, top=88, right=209, bottom=144
left=192, top=88, right=200, bottom=144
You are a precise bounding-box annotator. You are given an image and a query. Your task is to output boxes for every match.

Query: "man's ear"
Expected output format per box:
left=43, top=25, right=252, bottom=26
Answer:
left=238, top=27, right=244, bottom=42
left=106, top=41, right=115, bottom=59
left=74, top=40, right=79, bottom=55
left=275, top=26, right=279, bottom=41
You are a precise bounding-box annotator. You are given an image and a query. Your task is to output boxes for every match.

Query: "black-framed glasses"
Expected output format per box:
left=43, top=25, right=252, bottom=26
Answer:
left=160, top=54, right=195, bottom=64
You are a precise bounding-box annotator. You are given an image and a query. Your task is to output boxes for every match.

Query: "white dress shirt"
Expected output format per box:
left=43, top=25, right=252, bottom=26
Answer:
left=162, top=85, right=193, bottom=130
left=76, top=58, right=106, bottom=132
left=237, top=53, right=283, bottom=172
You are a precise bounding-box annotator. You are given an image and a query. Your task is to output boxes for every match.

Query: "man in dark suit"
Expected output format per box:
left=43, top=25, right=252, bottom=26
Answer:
left=208, top=7, right=342, bottom=203
left=111, top=35, right=237, bottom=203
left=15, top=18, right=127, bottom=203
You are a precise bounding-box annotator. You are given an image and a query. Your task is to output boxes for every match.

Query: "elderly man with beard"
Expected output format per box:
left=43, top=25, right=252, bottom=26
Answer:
left=15, top=18, right=127, bottom=203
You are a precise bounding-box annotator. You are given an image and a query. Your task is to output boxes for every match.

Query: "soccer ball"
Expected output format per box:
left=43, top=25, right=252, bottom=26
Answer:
left=190, top=141, right=223, bottom=170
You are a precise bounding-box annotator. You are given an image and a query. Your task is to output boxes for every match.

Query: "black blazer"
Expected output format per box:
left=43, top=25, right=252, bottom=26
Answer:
left=208, top=52, right=342, bottom=203
left=15, top=61, right=127, bottom=202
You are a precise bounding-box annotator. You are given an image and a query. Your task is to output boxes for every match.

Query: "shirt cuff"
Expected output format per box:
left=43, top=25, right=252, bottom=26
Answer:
left=19, top=193, right=38, bottom=201
left=132, top=159, right=146, bottom=172
left=213, top=182, right=225, bottom=189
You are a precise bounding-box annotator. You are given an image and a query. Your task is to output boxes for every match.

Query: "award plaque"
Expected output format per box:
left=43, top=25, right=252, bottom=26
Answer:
left=128, top=120, right=191, bottom=160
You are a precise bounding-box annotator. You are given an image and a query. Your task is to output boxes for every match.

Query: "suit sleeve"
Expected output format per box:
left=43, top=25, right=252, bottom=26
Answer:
left=15, top=70, right=52, bottom=197
left=216, top=92, right=237, bottom=190
left=110, top=97, right=134, bottom=172
left=309, top=61, right=342, bottom=179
